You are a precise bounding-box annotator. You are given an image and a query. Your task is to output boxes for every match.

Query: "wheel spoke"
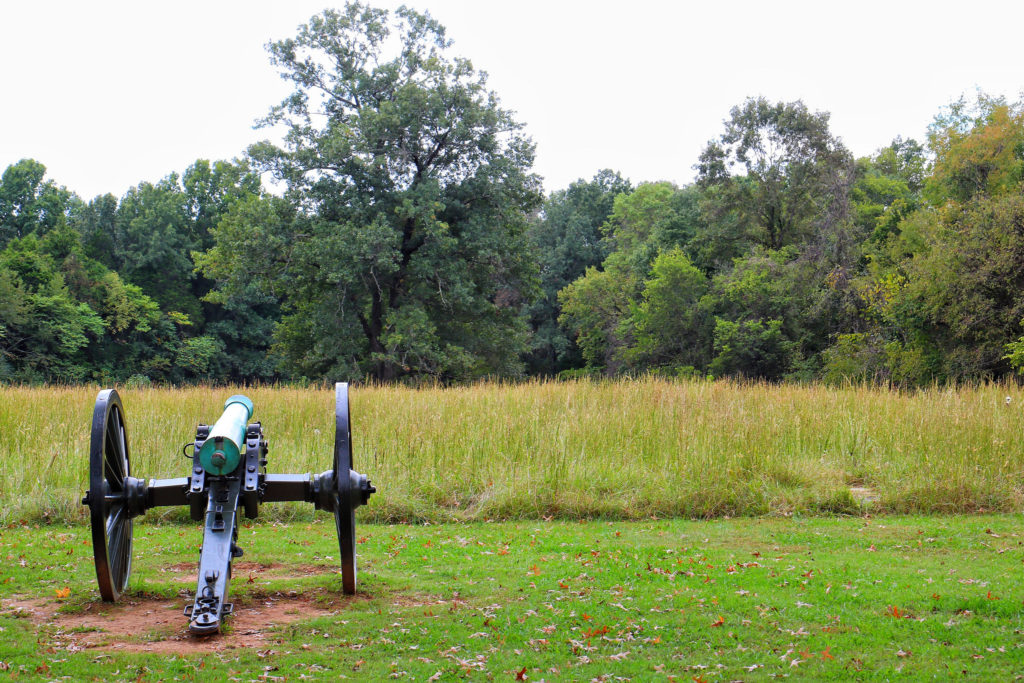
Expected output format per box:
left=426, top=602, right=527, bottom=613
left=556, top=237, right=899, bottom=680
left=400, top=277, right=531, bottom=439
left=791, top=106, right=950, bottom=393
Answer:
left=118, top=419, right=129, bottom=477
left=104, top=422, right=125, bottom=488
left=116, top=518, right=132, bottom=588
left=108, top=510, right=130, bottom=586
left=106, top=504, right=125, bottom=548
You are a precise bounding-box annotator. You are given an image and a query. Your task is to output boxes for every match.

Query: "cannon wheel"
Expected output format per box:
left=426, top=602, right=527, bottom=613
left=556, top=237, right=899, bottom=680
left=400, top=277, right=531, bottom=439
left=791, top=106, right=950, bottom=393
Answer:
left=88, top=389, right=134, bottom=601
left=333, top=382, right=357, bottom=594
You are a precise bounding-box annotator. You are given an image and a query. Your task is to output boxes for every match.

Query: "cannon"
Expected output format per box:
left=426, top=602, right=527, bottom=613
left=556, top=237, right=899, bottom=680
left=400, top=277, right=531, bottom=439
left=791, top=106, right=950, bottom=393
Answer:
left=81, top=383, right=376, bottom=635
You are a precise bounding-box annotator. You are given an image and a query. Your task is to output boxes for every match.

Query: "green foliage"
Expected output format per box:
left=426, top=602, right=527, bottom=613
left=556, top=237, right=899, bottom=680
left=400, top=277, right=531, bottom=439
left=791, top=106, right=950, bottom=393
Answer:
left=696, top=97, right=853, bottom=254
left=72, top=193, right=118, bottom=268
left=710, top=317, right=796, bottom=379
left=182, top=159, right=261, bottom=251
left=1002, top=322, right=1024, bottom=374
left=7, top=62, right=1024, bottom=389
left=557, top=264, right=636, bottom=372
left=95, top=271, right=160, bottom=335
left=851, top=137, right=926, bottom=245
left=926, top=94, right=1024, bottom=203
left=897, top=193, right=1024, bottom=379
left=217, top=3, right=542, bottom=382
left=555, top=182, right=709, bottom=376
left=0, top=159, right=74, bottom=247
left=114, top=177, right=201, bottom=323
left=553, top=92, right=1024, bottom=386
left=0, top=156, right=273, bottom=384
left=626, top=248, right=710, bottom=371
left=174, top=335, right=225, bottom=378
left=0, top=246, right=105, bottom=382
left=525, top=170, right=631, bottom=374
left=602, top=181, right=678, bottom=268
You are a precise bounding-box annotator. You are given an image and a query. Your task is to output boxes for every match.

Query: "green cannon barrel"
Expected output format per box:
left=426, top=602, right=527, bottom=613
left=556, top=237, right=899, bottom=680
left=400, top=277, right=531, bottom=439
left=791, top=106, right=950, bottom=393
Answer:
left=197, top=395, right=254, bottom=476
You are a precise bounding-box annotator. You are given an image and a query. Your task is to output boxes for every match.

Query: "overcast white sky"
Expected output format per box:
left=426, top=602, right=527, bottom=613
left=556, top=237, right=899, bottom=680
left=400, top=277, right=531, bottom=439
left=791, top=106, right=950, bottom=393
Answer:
left=1, top=1, right=1021, bottom=200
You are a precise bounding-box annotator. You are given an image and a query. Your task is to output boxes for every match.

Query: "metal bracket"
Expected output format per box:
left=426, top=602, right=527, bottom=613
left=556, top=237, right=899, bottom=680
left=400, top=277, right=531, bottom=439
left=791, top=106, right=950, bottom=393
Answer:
left=187, top=424, right=210, bottom=521
left=242, top=423, right=263, bottom=519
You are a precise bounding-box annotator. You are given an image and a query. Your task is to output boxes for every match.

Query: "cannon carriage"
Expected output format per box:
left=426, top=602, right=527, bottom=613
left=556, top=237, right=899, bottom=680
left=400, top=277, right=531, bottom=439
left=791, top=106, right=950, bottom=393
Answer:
left=81, top=383, right=376, bottom=635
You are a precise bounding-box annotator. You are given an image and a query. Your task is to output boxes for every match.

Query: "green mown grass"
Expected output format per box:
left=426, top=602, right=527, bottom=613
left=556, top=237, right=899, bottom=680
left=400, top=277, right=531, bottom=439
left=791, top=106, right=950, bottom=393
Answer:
left=1, top=379, right=1023, bottom=524
left=1, top=516, right=1023, bottom=680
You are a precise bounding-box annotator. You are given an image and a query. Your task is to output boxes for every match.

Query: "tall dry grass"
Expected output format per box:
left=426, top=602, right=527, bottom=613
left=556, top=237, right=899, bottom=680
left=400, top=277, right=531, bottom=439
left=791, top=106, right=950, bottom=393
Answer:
left=1, top=378, right=1022, bottom=524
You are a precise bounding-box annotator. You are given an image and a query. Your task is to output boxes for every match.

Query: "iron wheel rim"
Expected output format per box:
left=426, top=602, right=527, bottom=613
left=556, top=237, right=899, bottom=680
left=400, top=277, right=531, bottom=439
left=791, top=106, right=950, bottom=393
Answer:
left=333, top=382, right=357, bottom=594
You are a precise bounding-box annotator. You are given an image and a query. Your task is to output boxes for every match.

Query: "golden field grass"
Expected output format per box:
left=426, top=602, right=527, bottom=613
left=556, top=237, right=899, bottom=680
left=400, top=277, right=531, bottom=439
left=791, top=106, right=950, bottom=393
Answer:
left=1, top=378, right=1023, bottom=523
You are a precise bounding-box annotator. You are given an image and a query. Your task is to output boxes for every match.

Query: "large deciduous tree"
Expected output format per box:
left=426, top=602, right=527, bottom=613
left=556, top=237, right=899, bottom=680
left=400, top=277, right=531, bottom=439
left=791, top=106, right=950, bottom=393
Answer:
left=204, top=3, right=542, bottom=381
left=696, top=98, right=853, bottom=254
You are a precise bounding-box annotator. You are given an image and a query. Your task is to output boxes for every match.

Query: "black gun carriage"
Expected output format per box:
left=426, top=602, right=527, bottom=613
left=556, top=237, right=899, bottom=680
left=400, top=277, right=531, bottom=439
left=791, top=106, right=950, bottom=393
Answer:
left=81, top=383, right=376, bottom=635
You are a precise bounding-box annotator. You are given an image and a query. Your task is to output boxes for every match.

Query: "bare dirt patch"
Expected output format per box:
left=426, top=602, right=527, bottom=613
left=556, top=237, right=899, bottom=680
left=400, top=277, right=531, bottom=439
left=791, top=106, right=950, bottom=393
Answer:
left=3, top=592, right=349, bottom=654
left=158, top=561, right=336, bottom=584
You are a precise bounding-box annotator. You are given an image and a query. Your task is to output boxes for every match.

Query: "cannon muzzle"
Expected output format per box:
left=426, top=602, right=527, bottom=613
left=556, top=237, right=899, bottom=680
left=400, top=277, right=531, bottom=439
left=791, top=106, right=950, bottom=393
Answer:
left=197, top=395, right=254, bottom=475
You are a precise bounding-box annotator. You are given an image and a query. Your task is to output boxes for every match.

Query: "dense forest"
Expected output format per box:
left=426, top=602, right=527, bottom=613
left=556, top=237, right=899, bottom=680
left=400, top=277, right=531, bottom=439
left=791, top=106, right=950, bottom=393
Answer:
left=2, top=4, right=1024, bottom=387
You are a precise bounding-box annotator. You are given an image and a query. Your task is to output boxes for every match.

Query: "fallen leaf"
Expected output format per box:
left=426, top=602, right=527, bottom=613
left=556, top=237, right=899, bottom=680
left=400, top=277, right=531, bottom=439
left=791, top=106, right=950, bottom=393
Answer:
left=710, top=615, right=725, bottom=628
left=515, top=666, right=528, bottom=680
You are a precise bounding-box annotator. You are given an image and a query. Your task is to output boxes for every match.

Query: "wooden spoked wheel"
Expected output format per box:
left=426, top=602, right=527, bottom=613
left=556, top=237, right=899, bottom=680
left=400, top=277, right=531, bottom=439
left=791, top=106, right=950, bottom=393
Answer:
left=87, top=389, right=134, bottom=601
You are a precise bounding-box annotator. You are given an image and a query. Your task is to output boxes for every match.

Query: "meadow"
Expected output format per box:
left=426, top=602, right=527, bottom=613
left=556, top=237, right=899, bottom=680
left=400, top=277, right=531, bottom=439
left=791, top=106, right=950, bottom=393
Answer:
left=1, top=378, right=1023, bottom=524
left=2, top=380, right=1024, bottom=680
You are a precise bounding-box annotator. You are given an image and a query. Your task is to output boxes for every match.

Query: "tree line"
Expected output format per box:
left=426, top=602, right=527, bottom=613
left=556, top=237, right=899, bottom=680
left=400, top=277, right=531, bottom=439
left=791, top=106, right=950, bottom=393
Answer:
left=2, top=3, right=1024, bottom=386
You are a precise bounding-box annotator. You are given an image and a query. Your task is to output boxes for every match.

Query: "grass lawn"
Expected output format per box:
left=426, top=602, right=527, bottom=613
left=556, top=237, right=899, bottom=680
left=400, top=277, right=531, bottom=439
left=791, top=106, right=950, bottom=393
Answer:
left=2, top=514, right=1023, bottom=680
